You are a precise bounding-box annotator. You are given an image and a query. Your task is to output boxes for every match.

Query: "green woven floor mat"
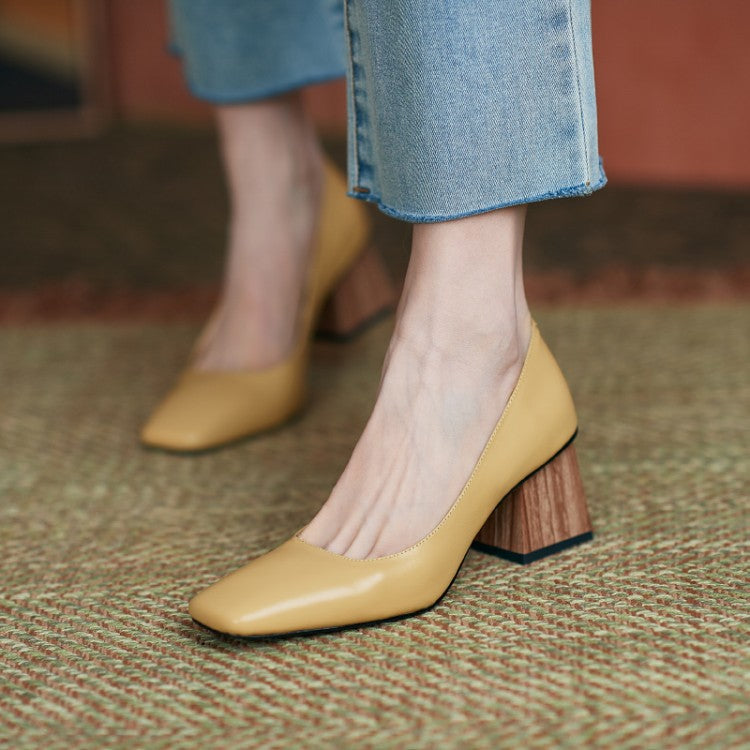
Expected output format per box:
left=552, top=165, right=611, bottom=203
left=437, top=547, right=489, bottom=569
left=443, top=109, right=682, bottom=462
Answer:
left=1, top=306, right=748, bottom=749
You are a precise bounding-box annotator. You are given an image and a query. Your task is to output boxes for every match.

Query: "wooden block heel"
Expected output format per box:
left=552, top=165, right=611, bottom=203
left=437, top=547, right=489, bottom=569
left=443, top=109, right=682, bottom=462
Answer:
left=472, top=440, right=593, bottom=564
left=316, top=246, right=396, bottom=340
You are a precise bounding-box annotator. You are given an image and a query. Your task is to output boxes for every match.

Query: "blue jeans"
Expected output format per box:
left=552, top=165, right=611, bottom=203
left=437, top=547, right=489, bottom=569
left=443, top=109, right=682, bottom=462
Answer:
left=169, top=0, right=606, bottom=222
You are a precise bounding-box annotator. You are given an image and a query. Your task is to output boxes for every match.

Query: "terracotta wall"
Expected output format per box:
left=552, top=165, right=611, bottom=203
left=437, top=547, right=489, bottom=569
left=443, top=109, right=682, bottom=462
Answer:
left=106, top=0, right=210, bottom=123
left=592, top=0, right=750, bottom=187
left=106, top=0, right=750, bottom=188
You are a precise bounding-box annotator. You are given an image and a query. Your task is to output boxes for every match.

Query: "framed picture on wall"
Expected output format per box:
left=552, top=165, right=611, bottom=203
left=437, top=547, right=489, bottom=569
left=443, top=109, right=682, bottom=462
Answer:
left=0, top=0, right=108, bottom=141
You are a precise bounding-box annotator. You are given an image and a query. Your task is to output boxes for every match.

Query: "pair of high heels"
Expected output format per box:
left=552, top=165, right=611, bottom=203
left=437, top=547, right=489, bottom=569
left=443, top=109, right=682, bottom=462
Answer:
left=142, top=160, right=593, bottom=639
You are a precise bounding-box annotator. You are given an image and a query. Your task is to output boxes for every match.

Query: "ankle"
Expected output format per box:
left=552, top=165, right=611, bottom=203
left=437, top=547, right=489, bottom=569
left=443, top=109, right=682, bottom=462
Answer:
left=393, top=287, right=531, bottom=363
left=395, top=205, right=531, bottom=364
left=217, top=97, right=325, bottom=211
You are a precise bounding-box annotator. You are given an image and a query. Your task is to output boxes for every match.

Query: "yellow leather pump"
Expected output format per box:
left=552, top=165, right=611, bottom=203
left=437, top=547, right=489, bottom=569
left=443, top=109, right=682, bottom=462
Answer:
left=140, top=160, right=394, bottom=452
left=188, top=321, right=594, bottom=638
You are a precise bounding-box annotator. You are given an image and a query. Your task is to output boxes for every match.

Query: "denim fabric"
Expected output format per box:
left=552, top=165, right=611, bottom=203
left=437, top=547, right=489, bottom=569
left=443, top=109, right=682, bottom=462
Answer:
left=168, top=0, right=346, bottom=102
left=168, top=0, right=605, bottom=222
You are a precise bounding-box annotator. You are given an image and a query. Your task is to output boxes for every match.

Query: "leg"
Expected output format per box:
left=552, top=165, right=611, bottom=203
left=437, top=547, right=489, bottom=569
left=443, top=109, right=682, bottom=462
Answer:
left=301, top=0, right=604, bottom=556
left=301, top=206, right=531, bottom=557
left=167, top=0, right=345, bottom=370
left=142, top=1, right=398, bottom=450
left=188, top=0, right=604, bottom=635
left=194, top=97, right=324, bottom=371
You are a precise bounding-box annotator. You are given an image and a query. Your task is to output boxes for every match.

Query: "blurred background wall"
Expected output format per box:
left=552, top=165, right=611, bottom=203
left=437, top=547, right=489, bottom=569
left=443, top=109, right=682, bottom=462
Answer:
left=101, top=0, right=750, bottom=188
left=1, top=0, right=748, bottom=187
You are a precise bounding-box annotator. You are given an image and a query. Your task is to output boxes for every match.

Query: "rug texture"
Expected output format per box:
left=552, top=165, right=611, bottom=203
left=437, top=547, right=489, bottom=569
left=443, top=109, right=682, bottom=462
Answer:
left=1, top=306, right=748, bottom=749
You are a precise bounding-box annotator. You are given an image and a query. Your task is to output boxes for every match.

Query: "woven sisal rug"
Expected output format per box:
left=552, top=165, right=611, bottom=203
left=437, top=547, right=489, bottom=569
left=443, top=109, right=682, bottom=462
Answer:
left=1, top=306, right=747, bottom=749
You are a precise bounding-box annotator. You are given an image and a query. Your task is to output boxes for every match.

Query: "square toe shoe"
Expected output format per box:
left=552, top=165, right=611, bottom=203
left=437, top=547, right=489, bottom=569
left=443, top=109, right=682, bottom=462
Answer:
left=188, top=321, right=594, bottom=638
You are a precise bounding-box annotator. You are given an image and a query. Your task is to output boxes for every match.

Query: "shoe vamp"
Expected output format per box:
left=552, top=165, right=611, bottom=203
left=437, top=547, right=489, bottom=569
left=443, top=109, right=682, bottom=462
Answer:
left=188, top=537, right=451, bottom=636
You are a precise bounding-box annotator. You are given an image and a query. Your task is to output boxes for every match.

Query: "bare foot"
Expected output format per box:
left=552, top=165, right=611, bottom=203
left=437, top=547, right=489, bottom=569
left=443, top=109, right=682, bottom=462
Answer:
left=300, top=207, right=532, bottom=558
left=193, top=95, right=324, bottom=372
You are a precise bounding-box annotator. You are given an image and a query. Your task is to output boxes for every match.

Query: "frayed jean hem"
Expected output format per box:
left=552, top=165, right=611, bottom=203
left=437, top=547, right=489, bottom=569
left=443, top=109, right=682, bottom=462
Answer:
left=347, top=175, right=607, bottom=224
left=348, top=167, right=608, bottom=224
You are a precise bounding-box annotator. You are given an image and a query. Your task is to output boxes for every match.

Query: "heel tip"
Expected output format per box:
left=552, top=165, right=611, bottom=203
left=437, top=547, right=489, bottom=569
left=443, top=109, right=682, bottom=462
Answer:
left=471, top=531, right=593, bottom=565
